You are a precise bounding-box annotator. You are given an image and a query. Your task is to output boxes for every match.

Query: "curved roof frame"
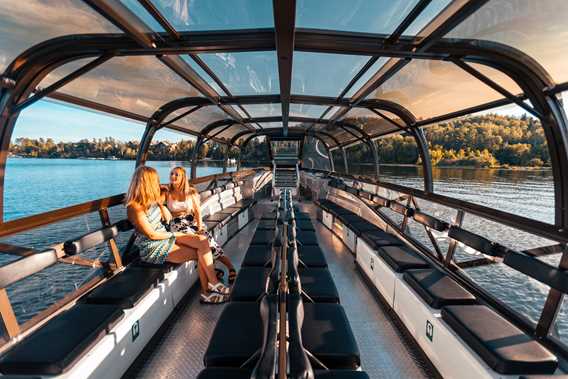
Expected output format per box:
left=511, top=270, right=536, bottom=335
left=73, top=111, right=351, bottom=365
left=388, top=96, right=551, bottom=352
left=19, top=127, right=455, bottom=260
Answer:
left=0, top=3, right=566, bottom=229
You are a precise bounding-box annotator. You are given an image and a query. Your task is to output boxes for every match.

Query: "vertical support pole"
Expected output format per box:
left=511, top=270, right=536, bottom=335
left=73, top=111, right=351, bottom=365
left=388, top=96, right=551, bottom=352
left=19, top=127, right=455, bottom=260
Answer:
left=191, top=136, right=203, bottom=180
left=236, top=146, right=242, bottom=172
left=222, top=144, right=229, bottom=174
left=99, top=208, right=123, bottom=269
left=445, top=210, right=465, bottom=266
left=136, top=122, right=158, bottom=168
left=341, top=147, right=349, bottom=174
left=413, top=127, right=433, bottom=193
left=369, top=138, right=380, bottom=179
left=535, top=245, right=568, bottom=337
left=0, top=288, right=19, bottom=338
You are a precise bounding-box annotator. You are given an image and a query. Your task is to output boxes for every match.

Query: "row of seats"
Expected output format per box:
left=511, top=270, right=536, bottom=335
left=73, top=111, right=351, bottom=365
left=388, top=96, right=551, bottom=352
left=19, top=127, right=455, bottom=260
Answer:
left=199, top=190, right=368, bottom=378
left=0, top=182, right=258, bottom=377
left=316, top=186, right=559, bottom=377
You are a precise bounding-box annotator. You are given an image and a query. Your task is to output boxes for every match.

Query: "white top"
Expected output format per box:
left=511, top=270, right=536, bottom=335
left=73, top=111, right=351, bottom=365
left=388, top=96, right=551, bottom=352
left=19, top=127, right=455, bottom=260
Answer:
left=167, top=195, right=192, bottom=214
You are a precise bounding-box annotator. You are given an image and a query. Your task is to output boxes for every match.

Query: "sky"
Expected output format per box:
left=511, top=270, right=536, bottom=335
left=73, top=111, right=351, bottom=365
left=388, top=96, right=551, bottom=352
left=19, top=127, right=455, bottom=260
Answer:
left=12, top=99, right=191, bottom=143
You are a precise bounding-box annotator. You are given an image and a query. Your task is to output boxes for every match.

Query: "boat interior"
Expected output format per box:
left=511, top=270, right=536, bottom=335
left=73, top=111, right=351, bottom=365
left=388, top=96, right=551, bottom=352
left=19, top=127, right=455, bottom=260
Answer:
left=1, top=1, right=568, bottom=378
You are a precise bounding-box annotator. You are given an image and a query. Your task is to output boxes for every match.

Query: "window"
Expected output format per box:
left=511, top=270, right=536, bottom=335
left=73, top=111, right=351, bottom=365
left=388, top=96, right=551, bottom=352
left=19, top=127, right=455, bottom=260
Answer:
left=6, top=99, right=143, bottom=221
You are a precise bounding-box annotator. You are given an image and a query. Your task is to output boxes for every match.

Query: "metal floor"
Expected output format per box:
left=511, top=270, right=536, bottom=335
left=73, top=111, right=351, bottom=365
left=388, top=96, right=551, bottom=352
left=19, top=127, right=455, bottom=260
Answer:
left=123, top=201, right=434, bottom=379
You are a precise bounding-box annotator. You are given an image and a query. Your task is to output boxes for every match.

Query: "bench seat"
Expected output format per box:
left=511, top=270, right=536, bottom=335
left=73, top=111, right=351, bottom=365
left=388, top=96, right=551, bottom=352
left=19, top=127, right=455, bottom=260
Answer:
left=84, top=266, right=164, bottom=308
left=299, top=267, right=340, bottom=303
left=241, top=246, right=272, bottom=267
left=378, top=245, right=430, bottom=273
left=403, top=268, right=476, bottom=309
left=0, top=304, right=123, bottom=375
left=298, top=245, right=327, bottom=268
left=230, top=267, right=270, bottom=302
left=442, top=305, right=557, bottom=375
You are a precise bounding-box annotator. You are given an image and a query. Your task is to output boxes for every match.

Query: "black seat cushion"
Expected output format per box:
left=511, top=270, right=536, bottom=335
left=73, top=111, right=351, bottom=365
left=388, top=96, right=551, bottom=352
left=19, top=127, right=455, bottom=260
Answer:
left=197, top=368, right=251, bottom=379
left=360, top=229, right=402, bottom=249
left=296, top=230, right=319, bottom=246
left=233, top=199, right=255, bottom=209
left=403, top=269, right=476, bottom=309
left=295, top=212, right=311, bottom=220
left=251, top=230, right=276, bottom=246
left=299, top=268, right=340, bottom=303
left=241, top=246, right=272, bottom=267
left=84, top=266, right=164, bottom=308
left=205, top=212, right=232, bottom=224
left=230, top=267, right=269, bottom=302
left=296, top=219, right=315, bottom=231
left=442, top=305, right=557, bottom=375
left=0, top=304, right=123, bottom=375
left=378, top=245, right=430, bottom=273
left=298, top=245, right=327, bottom=268
left=337, top=213, right=364, bottom=225
left=349, top=221, right=381, bottom=235
left=222, top=206, right=243, bottom=216
left=205, top=221, right=219, bottom=232
left=315, top=371, right=370, bottom=379
left=257, top=219, right=276, bottom=230
left=302, top=303, right=360, bottom=369
left=204, top=302, right=262, bottom=367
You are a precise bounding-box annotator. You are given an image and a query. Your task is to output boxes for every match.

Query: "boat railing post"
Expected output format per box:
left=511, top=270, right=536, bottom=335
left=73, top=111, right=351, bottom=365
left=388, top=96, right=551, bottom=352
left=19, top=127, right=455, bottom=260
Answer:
left=0, top=289, right=19, bottom=338
left=444, top=209, right=465, bottom=266
left=98, top=208, right=123, bottom=269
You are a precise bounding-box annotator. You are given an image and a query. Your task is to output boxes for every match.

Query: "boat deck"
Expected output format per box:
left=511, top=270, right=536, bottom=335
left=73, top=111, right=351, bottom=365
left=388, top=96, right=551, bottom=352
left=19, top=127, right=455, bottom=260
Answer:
left=123, top=201, right=435, bottom=379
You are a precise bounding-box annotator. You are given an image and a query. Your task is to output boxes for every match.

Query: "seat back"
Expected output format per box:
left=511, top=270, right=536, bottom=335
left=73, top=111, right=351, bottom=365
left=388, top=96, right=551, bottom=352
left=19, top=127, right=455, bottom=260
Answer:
left=250, top=294, right=278, bottom=379
left=288, top=293, right=315, bottom=379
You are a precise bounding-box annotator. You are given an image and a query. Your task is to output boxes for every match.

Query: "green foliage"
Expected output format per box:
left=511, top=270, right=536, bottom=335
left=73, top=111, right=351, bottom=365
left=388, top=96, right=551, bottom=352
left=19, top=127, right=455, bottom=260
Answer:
left=9, top=137, right=238, bottom=161
left=375, top=113, right=550, bottom=168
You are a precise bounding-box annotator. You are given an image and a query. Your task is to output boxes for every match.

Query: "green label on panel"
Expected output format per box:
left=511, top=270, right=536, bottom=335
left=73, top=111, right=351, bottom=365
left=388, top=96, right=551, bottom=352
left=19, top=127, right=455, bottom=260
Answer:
left=132, top=320, right=140, bottom=342
left=426, top=320, right=434, bottom=342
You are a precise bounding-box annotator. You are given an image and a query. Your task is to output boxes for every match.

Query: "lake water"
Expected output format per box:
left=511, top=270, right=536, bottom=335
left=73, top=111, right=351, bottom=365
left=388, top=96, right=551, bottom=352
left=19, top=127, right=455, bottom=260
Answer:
left=2, top=159, right=567, bottom=346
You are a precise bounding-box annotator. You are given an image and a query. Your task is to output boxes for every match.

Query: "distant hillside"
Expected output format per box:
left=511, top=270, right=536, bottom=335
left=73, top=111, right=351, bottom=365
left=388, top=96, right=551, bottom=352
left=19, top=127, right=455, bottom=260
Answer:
left=369, top=113, right=550, bottom=168
left=9, top=137, right=238, bottom=161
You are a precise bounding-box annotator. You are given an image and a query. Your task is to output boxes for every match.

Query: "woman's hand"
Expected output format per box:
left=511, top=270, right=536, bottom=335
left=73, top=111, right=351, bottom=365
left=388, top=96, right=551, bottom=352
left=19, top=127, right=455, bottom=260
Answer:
left=159, top=204, right=172, bottom=224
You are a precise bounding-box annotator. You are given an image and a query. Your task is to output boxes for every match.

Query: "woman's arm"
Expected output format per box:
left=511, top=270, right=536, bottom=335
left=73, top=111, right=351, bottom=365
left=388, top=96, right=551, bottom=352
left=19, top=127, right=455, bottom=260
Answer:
left=127, top=205, right=175, bottom=240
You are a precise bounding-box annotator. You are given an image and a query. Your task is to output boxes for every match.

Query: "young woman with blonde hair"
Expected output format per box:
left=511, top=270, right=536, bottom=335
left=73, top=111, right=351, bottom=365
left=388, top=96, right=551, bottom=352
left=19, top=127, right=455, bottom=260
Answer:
left=126, top=166, right=230, bottom=304
left=165, top=167, right=237, bottom=283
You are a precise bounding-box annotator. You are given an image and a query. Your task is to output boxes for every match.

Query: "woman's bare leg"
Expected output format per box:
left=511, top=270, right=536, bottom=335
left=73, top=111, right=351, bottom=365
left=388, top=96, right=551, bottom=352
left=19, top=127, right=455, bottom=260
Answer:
left=176, top=234, right=219, bottom=285
left=166, top=244, right=210, bottom=294
left=197, top=262, right=208, bottom=294
left=217, top=255, right=235, bottom=271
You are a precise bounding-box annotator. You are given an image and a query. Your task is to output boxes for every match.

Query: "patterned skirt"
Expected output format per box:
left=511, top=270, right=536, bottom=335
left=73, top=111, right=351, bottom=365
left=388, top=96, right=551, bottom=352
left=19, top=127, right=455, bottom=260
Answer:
left=136, top=234, right=176, bottom=264
left=169, top=216, right=225, bottom=260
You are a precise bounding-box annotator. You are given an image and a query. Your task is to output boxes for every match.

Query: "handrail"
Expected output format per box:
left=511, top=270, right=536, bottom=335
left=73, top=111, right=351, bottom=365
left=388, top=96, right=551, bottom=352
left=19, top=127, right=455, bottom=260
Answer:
left=0, top=169, right=257, bottom=239
left=301, top=167, right=568, bottom=244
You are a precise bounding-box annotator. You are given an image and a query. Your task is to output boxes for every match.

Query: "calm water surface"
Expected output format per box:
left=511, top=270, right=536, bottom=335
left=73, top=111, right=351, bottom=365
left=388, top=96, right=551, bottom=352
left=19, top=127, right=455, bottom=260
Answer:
left=2, top=159, right=567, bottom=345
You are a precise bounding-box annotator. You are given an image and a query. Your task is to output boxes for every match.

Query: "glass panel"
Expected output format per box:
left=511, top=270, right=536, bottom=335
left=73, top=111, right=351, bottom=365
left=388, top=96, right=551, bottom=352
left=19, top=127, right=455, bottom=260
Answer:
left=424, top=103, right=553, bottom=224
left=552, top=297, right=568, bottom=347
left=56, top=56, right=202, bottom=117
left=345, top=57, right=388, bottom=98
left=342, top=108, right=402, bottom=138
left=296, top=0, right=418, bottom=35
left=152, top=0, right=273, bottom=31
left=447, top=0, right=568, bottom=83
left=167, top=105, right=228, bottom=134
left=242, top=103, right=282, bottom=118
left=290, top=104, right=329, bottom=119
left=375, top=133, right=424, bottom=190
left=241, top=136, right=270, bottom=167
left=271, top=140, right=299, bottom=157
left=39, top=57, right=98, bottom=89
left=302, top=136, right=330, bottom=171
left=346, top=142, right=376, bottom=178
left=368, top=59, right=522, bottom=120
left=402, top=0, right=453, bottom=35
left=199, top=51, right=279, bottom=96
left=119, top=0, right=165, bottom=31
left=213, top=124, right=250, bottom=141
left=195, top=142, right=227, bottom=177
left=6, top=100, right=142, bottom=221
left=0, top=0, right=120, bottom=72
left=182, top=56, right=226, bottom=95
left=331, top=149, right=346, bottom=174
left=322, top=106, right=341, bottom=120
left=292, top=52, right=368, bottom=97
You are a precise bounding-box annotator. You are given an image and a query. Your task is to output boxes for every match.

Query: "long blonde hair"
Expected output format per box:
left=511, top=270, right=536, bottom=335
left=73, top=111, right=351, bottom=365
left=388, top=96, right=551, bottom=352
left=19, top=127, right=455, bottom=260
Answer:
left=168, top=167, right=201, bottom=226
left=126, top=166, right=162, bottom=209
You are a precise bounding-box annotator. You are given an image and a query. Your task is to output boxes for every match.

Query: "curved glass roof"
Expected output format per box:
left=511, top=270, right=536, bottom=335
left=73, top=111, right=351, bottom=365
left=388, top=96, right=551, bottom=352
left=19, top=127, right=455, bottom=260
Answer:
left=1, top=0, right=566, bottom=149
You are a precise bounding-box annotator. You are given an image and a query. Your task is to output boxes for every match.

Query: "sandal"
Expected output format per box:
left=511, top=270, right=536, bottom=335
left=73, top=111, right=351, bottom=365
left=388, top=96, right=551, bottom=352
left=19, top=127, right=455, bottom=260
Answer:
left=215, top=268, right=225, bottom=281
left=228, top=269, right=237, bottom=285
left=200, top=292, right=228, bottom=304
left=208, top=281, right=231, bottom=296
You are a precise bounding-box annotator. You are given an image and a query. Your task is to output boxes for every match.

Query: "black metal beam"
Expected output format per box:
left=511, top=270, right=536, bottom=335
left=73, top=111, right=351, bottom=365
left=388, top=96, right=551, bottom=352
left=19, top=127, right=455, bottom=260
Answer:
left=451, top=58, right=541, bottom=118
left=136, top=0, right=180, bottom=39
left=273, top=0, right=296, bottom=136
left=386, top=0, right=432, bottom=44
left=13, top=54, right=113, bottom=113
